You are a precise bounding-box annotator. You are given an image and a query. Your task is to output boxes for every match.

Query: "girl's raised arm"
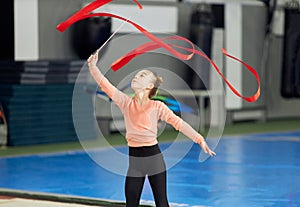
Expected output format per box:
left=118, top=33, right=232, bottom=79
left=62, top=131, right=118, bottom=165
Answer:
left=87, top=50, right=117, bottom=99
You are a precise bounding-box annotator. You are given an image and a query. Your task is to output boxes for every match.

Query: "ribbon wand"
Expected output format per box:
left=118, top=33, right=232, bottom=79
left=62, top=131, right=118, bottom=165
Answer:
left=95, top=9, right=141, bottom=55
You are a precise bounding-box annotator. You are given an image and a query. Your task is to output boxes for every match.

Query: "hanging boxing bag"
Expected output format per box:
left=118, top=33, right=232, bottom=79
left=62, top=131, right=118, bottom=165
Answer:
left=189, top=3, right=214, bottom=90
left=296, top=46, right=300, bottom=97
left=281, top=7, right=300, bottom=98
left=71, top=16, right=112, bottom=59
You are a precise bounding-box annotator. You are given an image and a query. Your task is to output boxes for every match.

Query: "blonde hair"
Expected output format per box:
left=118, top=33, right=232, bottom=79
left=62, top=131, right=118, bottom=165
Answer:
left=149, top=71, right=163, bottom=99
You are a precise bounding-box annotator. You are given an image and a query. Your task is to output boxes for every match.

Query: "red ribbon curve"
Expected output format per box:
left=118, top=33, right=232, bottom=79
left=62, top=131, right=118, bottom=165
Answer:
left=56, top=0, right=260, bottom=102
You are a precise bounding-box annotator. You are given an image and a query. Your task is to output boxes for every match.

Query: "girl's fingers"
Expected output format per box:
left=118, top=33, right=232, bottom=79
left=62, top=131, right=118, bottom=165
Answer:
left=87, top=55, right=93, bottom=63
left=204, top=147, right=209, bottom=154
left=200, top=143, right=216, bottom=157
left=88, top=50, right=99, bottom=64
left=209, top=150, right=216, bottom=156
left=88, top=54, right=96, bottom=64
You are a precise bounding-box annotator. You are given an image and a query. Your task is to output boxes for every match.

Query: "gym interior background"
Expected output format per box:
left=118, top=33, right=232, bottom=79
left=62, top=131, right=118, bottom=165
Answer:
left=0, top=0, right=300, bottom=206
left=1, top=0, right=300, bottom=146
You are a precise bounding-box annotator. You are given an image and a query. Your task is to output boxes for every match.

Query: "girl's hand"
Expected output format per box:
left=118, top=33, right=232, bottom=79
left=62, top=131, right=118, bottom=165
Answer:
left=199, top=140, right=216, bottom=157
left=87, top=49, right=99, bottom=68
left=87, top=50, right=104, bottom=79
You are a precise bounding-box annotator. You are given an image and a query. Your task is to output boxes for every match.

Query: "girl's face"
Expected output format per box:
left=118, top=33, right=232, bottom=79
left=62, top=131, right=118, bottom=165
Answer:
left=131, top=70, right=155, bottom=91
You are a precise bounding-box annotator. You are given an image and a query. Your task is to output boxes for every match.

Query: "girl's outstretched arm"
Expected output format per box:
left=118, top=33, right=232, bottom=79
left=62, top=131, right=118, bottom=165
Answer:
left=159, top=102, right=216, bottom=157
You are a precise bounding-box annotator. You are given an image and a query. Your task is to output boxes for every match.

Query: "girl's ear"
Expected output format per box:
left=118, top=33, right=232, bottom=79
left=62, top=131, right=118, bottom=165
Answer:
left=147, top=83, right=154, bottom=90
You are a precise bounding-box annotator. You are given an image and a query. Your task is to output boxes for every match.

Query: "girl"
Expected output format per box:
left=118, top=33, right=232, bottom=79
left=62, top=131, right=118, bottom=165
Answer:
left=87, top=50, right=216, bottom=207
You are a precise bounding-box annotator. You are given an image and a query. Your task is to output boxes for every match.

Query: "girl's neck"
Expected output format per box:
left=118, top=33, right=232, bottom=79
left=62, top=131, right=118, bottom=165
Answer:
left=134, top=91, right=150, bottom=106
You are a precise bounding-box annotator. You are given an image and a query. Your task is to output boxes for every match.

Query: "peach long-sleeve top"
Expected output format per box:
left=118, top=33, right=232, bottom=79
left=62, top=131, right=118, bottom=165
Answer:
left=91, top=68, right=204, bottom=147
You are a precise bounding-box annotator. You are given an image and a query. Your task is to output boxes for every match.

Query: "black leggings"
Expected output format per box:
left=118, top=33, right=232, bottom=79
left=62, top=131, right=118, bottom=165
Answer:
left=125, top=144, right=170, bottom=207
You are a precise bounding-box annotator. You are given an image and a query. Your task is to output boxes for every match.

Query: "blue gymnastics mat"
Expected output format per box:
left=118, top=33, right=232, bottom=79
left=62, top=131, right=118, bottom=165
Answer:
left=1, top=131, right=300, bottom=207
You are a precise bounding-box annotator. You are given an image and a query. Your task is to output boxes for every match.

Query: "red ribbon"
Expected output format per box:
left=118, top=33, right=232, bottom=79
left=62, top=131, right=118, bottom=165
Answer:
left=111, top=39, right=260, bottom=103
left=56, top=0, right=260, bottom=102
left=56, top=0, right=143, bottom=32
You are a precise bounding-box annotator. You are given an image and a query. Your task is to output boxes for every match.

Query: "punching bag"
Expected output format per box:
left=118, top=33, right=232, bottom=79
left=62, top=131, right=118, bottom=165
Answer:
left=72, top=17, right=112, bottom=59
left=281, top=6, right=300, bottom=98
left=189, top=3, right=214, bottom=90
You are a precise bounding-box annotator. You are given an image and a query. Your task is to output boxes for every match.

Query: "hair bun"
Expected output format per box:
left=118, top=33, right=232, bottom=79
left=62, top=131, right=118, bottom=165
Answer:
left=149, top=71, right=163, bottom=99
left=157, top=76, right=163, bottom=85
